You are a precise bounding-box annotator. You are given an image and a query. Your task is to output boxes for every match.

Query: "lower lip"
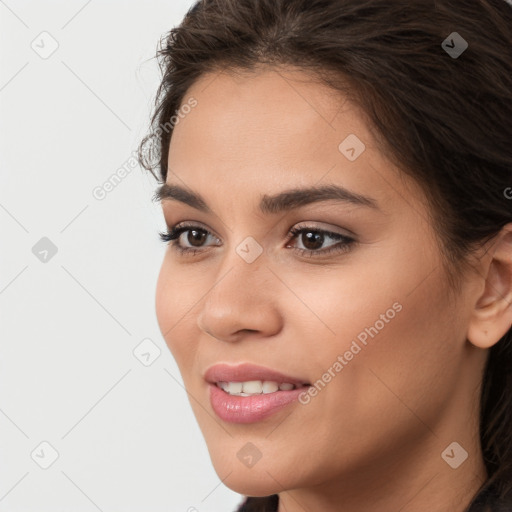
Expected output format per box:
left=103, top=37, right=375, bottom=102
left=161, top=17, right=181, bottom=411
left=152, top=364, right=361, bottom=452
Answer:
left=209, top=383, right=308, bottom=423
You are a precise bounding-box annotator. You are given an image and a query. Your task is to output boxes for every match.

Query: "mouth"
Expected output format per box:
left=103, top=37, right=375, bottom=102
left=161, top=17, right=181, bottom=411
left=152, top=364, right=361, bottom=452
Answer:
left=205, top=363, right=311, bottom=423
left=204, top=362, right=311, bottom=392
left=215, top=380, right=309, bottom=396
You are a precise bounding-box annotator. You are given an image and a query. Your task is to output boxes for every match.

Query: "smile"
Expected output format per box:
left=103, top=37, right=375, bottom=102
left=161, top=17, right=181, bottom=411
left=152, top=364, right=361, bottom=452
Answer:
left=216, top=380, right=307, bottom=396
left=205, top=363, right=311, bottom=423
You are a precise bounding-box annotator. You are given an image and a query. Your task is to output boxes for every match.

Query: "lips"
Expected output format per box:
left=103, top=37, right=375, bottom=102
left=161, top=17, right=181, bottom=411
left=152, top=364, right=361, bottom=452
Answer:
left=204, top=363, right=310, bottom=387
left=204, top=363, right=311, bottom=423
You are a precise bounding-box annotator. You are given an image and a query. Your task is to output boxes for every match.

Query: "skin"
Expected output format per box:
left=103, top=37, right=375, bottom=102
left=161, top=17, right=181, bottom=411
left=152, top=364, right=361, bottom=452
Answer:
left=154, top=66, right=512, bottom=512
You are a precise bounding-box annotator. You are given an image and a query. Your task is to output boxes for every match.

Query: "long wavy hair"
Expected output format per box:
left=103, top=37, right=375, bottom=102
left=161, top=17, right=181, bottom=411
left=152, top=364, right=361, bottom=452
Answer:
left=138, top=1, right=512, bottom=510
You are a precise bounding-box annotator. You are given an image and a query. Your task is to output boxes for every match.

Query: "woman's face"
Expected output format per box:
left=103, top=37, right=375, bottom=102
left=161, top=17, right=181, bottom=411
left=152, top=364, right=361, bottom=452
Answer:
left=155, top=67, right=485, bottom=498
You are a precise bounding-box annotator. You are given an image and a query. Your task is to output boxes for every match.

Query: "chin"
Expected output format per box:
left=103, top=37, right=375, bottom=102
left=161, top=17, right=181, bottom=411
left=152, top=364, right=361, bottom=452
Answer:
left=219, top=468, right=282, bottom=497
left=205, top=445, right=289, bottom=496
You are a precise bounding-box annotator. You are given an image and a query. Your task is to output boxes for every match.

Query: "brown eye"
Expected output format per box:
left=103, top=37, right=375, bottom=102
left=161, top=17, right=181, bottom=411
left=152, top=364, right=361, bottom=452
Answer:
left=159, top=223, right=221, bottom=255
left=186, top=229, right=207, bottom=247
left=287, top=225, right=356, bottom=257
left=300, top=231, right=325, bottom=250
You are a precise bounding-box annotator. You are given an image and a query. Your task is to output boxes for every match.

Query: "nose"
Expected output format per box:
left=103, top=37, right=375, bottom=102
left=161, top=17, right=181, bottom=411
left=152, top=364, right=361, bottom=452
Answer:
left=196, top=256, right=283, bottom=343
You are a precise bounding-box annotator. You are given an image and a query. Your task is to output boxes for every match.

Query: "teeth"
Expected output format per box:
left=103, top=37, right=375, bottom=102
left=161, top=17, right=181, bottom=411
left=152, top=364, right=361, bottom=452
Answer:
left=262, top=381, right=279, bottom=394
left=228, top=382, right=243, bottom=394
left=217, top=380, right=299, bottom=396
left=218, top=381, right=228, bottom=392
left=243, top=380, right=263, bottom=394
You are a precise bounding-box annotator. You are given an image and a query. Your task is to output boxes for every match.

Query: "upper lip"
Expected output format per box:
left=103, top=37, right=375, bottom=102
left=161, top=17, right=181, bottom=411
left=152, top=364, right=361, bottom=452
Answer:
left=204, top=363, right=310, bottom=386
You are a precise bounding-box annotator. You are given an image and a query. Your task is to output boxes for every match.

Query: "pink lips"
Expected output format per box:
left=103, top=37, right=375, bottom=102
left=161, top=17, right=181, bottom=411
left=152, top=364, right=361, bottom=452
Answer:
left=205, top=363, right=310, bottom=424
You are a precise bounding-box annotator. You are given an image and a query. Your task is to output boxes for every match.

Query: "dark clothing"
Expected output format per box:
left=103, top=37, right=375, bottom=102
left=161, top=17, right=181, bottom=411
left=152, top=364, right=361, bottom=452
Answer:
left=234, top=485, right=512, bottom=511
left=236, top=495, right=278, bottom=512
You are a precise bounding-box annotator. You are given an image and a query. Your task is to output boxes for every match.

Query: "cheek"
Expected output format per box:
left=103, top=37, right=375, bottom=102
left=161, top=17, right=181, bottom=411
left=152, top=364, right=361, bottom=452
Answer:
left=313, top=268, right=462, bottom=438
left=155, top=258, right=174, bottom=339
left=285, top=237, right=461, bottom=416
left=155, top=256, right=202, bottom=364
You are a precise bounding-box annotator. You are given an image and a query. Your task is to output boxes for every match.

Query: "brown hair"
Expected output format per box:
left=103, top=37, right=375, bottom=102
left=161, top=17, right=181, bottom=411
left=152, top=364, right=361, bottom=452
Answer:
left=138, top=1, right=512, bottom=509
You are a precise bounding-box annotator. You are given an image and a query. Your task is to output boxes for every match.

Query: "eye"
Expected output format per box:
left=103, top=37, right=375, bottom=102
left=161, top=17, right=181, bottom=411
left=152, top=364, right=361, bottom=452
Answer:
left=286, top=224, right=356, bottom=257
left=159, top=223, right=220, bottom=255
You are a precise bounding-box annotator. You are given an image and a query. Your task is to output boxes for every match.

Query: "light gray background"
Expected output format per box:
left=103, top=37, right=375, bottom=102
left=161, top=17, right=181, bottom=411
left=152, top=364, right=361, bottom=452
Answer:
left=0, top=1, right=241, bottom=510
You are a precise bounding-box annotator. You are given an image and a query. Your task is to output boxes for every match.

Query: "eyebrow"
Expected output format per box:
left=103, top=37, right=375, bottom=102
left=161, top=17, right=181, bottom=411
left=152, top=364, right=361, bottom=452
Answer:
left=154, top=182, right=379, bottom=214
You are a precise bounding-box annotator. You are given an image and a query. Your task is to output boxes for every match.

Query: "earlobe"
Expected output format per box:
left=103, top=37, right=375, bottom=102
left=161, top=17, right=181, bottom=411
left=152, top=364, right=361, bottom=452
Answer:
left=467, top=224, right=512, bottom=349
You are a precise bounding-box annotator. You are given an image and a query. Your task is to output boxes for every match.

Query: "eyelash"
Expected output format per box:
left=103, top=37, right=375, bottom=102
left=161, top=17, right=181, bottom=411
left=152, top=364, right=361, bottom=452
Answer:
left=158, top=222, right=356, bottom=258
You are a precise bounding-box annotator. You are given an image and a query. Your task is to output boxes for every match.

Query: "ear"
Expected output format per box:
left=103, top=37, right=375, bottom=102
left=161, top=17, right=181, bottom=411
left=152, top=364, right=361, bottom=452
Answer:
left=467, top=223, right=512, bottom=349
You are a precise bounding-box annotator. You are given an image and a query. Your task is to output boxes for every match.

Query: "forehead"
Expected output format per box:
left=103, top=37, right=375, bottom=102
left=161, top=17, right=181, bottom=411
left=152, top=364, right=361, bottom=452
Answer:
left=166, top=66, right=424, bottom=219
left=170, top=68, right=364, bottom=174
left=189, top=66, right=346, bottom=119
left=172, top=66, right=360, bottom=154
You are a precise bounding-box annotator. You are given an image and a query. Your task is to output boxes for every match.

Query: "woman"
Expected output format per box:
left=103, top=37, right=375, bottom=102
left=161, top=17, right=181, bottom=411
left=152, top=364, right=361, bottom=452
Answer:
left=138, top=1, right=512, bottom=510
